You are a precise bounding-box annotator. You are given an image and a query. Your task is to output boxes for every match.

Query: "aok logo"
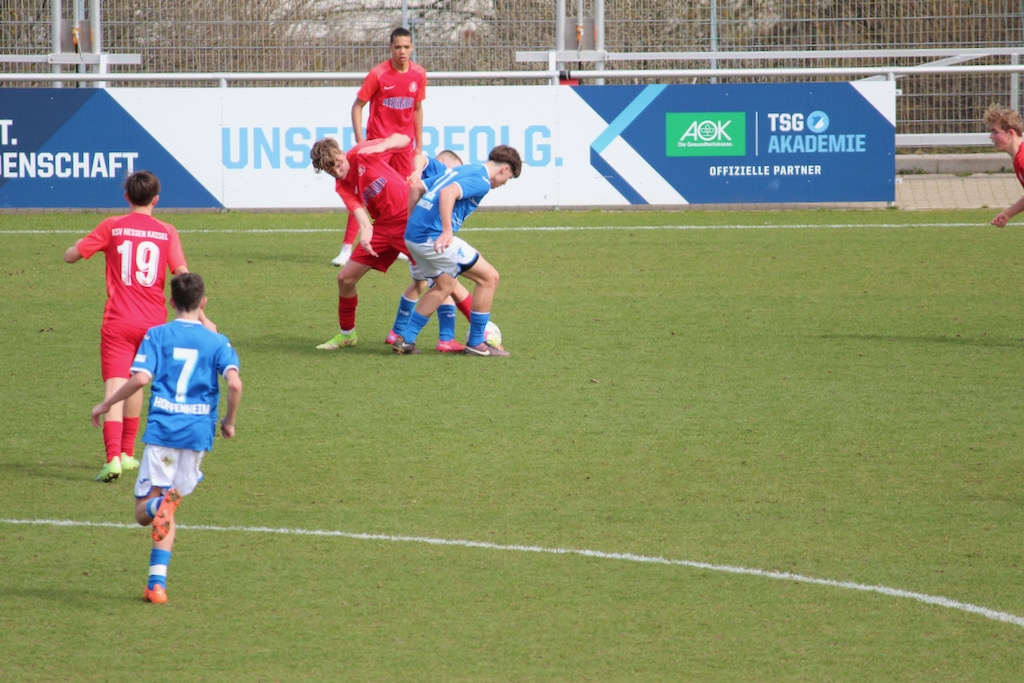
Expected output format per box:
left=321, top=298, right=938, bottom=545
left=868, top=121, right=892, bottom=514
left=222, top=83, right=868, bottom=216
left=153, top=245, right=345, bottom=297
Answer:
left=666, top=112, right=746, bottom=157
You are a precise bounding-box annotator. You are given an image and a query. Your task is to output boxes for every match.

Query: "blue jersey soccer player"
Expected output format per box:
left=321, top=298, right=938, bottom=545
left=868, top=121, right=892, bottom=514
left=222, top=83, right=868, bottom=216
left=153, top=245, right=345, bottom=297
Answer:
left=386, top=150, right=475, bottom=349
left=312, top=137, right=474, bottom=352
left=392, top=144, right=522, bottom=357
left=91, top=273, right=242, bottom=605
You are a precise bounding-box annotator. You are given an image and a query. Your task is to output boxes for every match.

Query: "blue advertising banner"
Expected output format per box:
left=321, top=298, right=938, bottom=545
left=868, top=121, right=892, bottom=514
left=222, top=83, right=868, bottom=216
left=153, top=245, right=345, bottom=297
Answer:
left=0, top=83, right=894, bottom=209
left=574, top=82, right=895, bottom=204
left=0, top=89, right=221, bottom=209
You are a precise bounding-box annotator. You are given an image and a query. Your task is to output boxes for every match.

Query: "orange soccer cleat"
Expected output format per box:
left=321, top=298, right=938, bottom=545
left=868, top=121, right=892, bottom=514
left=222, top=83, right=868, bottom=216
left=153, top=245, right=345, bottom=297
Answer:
left=144, top=585, right=168, bottom=604
left=151, top=489, right=181, bottom=542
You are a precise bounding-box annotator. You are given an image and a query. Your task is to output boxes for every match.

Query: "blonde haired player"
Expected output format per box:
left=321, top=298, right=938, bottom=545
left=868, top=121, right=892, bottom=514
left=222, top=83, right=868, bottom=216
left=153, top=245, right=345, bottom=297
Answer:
left=311, top=135, right=474, bottom=351
left=984, top=103, right=1024, bottom=227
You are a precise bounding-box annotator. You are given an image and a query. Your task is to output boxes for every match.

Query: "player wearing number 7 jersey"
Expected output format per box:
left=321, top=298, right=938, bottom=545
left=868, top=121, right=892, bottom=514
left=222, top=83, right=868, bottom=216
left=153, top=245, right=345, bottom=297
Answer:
left=92, top=272, right=242, bottom=605
left=65, top=171, right=214, bottom=483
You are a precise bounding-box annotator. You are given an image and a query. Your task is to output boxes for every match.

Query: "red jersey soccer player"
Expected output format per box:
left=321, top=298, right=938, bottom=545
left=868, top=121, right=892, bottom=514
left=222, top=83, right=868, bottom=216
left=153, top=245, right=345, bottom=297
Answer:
left=984, top=104, right=1024, bottom=227
left=331, top=27, right=427, bottom=267
left=65, top=171, right=213, bottom=482
left=352, top=27, right=426, bottom=178
left=311, top=135, right=473, bottom=352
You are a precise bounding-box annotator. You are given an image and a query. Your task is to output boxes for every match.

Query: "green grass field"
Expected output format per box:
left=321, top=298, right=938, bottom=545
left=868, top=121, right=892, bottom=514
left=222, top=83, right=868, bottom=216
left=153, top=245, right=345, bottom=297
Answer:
left=2, top=207, right=1024, bottom=681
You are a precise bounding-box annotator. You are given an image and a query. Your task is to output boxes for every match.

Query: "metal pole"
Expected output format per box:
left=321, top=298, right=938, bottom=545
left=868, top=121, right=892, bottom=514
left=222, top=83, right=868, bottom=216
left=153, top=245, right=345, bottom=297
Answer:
left=1019, top=0, right=1024, bottom=112
left=1013, top=54, right=1020, bottom=112
left=401, top=0, right=409, bottom=29
left=90, top=0, right=101, bottom=53
left=91, top=0, right=105, bottom=88
left=555, top=0, right=566, bottom=75
left=710, top=0, right=718, bottom=83
left=51, top=0, right=63, bottom=87
left=576, top=0, right=584, bottom=51
left=74, top=0, right=85, bottom=78
left=595, top=0, right=605, bottom=85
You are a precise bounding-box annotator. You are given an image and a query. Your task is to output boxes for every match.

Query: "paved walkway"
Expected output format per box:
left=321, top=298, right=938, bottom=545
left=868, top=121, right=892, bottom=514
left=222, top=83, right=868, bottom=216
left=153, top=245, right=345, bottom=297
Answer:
left=895, top=173, right=1021, bottom=211
left=690, top=173, right=1022, bottom=212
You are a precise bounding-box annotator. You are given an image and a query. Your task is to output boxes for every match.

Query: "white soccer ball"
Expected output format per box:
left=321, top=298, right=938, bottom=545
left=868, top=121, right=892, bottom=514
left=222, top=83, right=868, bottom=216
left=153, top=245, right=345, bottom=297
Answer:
left=484, top=321, right=502, bottom=349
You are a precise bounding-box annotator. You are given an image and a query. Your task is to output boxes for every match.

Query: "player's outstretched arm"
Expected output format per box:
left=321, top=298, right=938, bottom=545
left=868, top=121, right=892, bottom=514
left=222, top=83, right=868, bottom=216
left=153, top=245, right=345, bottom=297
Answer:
left=64, top=241, right=83, bottom=263
left=198, top=309, right=218, bottom=333
left=414, top=102, right=423, bottom=153
left=992, top=194, right=1024, bottom=226
left=351, top=98, right=367, bottom=144
left=92, top=372, right=151, bottom=427
left=407, top=153, right=429, bottom=185
left=357, top=133, right=411, bottom=157
left=408, top=179, right=427, bottom=218
left=434, top=184, right=461, bottom=253
left=351, top=207, right=378, bottom=258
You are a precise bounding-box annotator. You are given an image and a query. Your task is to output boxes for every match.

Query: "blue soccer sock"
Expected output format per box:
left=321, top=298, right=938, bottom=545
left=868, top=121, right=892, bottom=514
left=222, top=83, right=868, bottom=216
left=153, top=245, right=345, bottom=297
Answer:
left=467, top=311, right=491, bottom=347
left=145, top=496, right=162, bottom=520
left=392, top=295, right=417, bottom=336
left=148, top=548, right=172, bottom=590
left=403, top=311, right=431, bottom=344
left=437, top=304, right=457, bottom=342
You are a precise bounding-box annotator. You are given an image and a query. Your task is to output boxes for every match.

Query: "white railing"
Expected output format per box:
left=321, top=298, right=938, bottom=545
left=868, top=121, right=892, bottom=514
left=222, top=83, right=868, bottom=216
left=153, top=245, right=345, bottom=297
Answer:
left=516, top=47, right=1024, bottom=64
left=6, top=62, right=1024, bottom=85
left=6, top=51, right=1023, bottom=147
left=896, top=133, right=991, bottom=147
left=0, top=70, right=557, bottom=85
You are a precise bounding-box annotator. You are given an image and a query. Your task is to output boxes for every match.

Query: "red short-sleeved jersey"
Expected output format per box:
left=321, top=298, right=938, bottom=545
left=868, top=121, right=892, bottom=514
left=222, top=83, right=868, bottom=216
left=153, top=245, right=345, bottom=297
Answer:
left=357, top=60, right=426, bottom=145
left=333, top=139, right=410, bottom=230
left=354, top=154, right=410, bottom=232
left=76, top=213, right=186, bottom=329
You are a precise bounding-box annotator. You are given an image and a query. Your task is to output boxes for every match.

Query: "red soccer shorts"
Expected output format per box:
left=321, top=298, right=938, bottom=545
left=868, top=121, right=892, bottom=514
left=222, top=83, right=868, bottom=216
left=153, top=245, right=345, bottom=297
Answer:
left=350, top=220, right=414, bottom=273
left=100, top=323, right=148, bottom=381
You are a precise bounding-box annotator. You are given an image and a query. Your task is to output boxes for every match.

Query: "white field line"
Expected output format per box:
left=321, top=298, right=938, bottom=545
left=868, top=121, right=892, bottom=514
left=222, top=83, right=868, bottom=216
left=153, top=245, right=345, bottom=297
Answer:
left=0, top=222, right=981, bottom=235
left=3, top=517, right=1023, bottom=630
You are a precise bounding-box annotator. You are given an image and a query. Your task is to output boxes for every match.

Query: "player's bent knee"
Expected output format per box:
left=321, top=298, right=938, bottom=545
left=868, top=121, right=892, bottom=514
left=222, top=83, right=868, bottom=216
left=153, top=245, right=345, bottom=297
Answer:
left=476, top=266, right=499, bottom=289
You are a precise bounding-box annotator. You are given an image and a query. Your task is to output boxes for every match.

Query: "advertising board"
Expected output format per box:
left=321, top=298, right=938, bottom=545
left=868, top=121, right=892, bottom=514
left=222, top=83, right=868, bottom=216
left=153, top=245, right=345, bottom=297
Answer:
left=0, top=82, right=894, bottom=209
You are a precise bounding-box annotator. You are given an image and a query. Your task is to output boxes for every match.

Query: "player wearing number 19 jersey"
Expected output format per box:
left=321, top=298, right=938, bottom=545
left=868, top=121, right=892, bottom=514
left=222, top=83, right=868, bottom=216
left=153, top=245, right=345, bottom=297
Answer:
left=65, top=171, right=192, bottom=482
left=76, top=212, right=185, bottom=331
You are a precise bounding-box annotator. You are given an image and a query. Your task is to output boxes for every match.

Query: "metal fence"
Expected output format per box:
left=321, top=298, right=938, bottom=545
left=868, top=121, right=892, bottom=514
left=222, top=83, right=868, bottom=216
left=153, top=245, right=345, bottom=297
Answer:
left=3, top=1, right=1024, bottom=135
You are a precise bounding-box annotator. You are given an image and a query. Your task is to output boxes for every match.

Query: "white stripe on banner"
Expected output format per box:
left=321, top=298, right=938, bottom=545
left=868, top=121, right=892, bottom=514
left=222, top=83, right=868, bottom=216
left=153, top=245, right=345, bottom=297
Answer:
left=599, top=136, right=690, bottom=205
left=2, top=517, right=1022, bottom=630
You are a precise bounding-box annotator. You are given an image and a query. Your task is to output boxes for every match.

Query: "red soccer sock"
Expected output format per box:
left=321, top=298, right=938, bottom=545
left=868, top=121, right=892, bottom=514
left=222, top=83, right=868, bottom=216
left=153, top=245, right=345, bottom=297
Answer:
left=343, top=213, right=359, bottom=246
left=102, top=421, right=122, bottom=463
left=455, top=293, right=474, bottom=320
left=121, top=416, right=140, bottom=457
left=339, top=295, right=358, bottom=331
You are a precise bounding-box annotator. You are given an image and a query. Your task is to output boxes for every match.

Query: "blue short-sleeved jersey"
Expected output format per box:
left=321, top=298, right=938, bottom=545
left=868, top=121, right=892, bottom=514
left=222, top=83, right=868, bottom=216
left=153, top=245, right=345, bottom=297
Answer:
left=405, top=164, right=491, bottom=243
left=421, top=157, right=448, bottom=183
left=131, top=319, right=240, bottom=452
